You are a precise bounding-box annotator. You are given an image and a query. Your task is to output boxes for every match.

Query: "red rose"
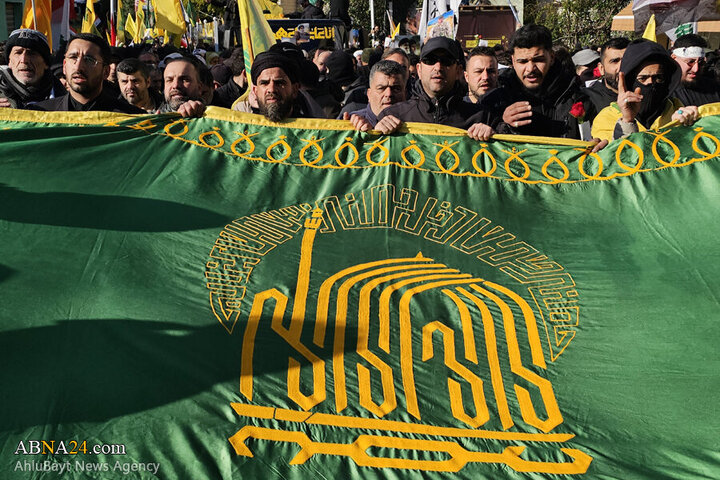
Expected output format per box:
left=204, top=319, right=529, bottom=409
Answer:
left=569, top=102, right=586, bottom=122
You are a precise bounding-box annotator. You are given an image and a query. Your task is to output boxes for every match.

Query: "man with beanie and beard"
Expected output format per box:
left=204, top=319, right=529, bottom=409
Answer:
left=250, top=47, right=324, bottom=121
left=481, top=24, right=597, bottom=139
left=0, top=29, right=64, bottom=109
left=591, top=40, right=699, bottom=142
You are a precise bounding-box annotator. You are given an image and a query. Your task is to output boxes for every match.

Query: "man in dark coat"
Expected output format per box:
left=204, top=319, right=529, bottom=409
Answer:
left=583, top=37, right=629, bottom=112
left=671, top=34, right=720, bottom=106
left=481, top=24, right=597, bottom=139
left=376, top=36, right=493, bottom=140
left=30, top=34, right=143, bottom=114
left=0, top=29, right=64, bottom=109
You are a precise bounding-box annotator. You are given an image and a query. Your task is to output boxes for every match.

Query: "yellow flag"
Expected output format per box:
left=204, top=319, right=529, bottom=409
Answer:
left=116, top=0, right=125, bottom=45
left=642, top=14, right=657, bottom=42
left=391, top=22, right=400, bottom=39
left=259, top=0, right=283, bottom=19
left=232, top=0, right=276, bottom=106
left=81, top=0, right=100, bottom=34
left=154, top=0, right=186, bottom=35
left=124, top=13, right=137, bottom=43
left=21, top=0, right=53, bottom=50
left=135, top=0, right=146, bottom=43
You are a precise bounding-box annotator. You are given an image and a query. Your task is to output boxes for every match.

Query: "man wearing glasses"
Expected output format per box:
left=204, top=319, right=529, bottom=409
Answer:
left=375, top=36, right=494, bottom=141
left=591, top=40, right=699, bottom=142
left=481, top=24, right=596, bottom=139
left=30, top=34, right=142, bottom=113
left=670, top=34, right=720, bottom=107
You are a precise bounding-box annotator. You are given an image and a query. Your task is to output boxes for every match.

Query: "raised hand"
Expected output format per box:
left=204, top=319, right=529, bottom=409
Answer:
left=617, top=72, right=643, bottom=123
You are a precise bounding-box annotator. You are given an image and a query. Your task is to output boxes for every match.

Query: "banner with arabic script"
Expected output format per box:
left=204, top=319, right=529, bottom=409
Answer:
left=1, top=106, right=719, bottom=479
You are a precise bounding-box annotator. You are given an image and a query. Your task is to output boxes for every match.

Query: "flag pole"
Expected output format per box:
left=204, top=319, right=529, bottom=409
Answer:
left=31, top=0, right=37, bottom=28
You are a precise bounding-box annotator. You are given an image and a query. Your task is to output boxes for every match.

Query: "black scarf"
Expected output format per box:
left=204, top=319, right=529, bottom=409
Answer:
left=0, top=66, right=55, bottom=108
left=633, top=81, right=669, bottom=127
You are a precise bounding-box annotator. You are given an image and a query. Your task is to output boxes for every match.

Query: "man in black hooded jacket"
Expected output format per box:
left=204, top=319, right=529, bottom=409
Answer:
left=481, top=24, right=597, bottom=139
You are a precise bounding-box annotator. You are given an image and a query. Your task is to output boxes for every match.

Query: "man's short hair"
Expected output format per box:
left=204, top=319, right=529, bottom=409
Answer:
left=674, top=34, right=707, bottom=50
left=227, top=47, right=244, bottom=76
left=117, top=58, right=151, bottom=79
left=382, top=48, right=409, bottom=62
left=467, top=46, right=496, bottom=60
left=369, top=59, right=407, bottom=84
left=600, top=37, right=630, bottom=58
left=68, top=33, right=111, bottom=64
left=509, top=24, right=553, bottom=53
left=164, top=56, right=203, bottom=81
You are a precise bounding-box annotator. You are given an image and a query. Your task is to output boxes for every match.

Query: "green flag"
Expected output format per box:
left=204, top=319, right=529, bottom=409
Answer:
left=1, top=106, right=719, bottom=479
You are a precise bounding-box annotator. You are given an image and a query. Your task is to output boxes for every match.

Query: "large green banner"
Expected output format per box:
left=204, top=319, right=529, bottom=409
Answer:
left=1, top=107, right=719, bottom=479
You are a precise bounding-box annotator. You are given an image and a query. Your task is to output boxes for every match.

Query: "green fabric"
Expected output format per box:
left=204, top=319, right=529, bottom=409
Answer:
left=1, top=110, right=718, bottom=479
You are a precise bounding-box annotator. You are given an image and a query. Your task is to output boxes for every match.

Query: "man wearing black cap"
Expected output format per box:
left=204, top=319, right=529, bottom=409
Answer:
left=592, top=40, right=699, bottom=142
left=671, top=34, right=720, bottom=107
left=30, top=33, right=143, bottom=114
left=482, top=24, right=596, bottom=140
left=250, top=46, right=325, bottom=121
left=375, top=36, right=493, bottom=139
left=0, top=29, right=64, bottom=109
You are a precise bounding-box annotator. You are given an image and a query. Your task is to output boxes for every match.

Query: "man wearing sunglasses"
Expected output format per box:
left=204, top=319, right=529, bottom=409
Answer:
left=30, top=34, right=142, bottom=113
left=670, top=34, right=720, bottom=107
left=481, top=24, right=596, bottom=139
left=375, top=36, right=494, bottom=141
left=592, top=40, right=699, bottom=141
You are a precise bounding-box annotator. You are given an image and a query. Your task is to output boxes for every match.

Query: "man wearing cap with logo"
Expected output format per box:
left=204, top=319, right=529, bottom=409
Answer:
left=670, top=34, right=720, bottom=107
left=591, top=40, right=699, bottom=142
left=0, top=29, right=64, bottom=109
left=376, top=36, right=494, bottom=140
left=481, top=24, right=597, bottom=140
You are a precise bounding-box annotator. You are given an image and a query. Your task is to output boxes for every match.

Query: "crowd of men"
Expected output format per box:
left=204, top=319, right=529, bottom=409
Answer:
left=2, top=24, right=720, bottom=148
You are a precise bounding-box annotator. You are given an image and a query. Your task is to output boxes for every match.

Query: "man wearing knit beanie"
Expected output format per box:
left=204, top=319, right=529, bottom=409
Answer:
left=0, top=29, right=63, bottom=109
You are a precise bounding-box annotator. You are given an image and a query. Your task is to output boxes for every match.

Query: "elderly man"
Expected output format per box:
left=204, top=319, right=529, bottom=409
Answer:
left=30, top=34, right=142, bottom=113
left=481, top=24, right=596, bottom=139
left=376, top=36, right=493, bottom=140
left=345, top=60, right=406, bottom=131
left=0, top=29, right=64, bottom=108
left=671, top=34, right=720, bottom=106
left=464, top=46, right=498, bottom=103
left=116, top=58, right=163, bottom=112
left=592, top=40, right=699, bottom=142
left=157, top=57, right=206, bottom=117
left=583, top=37, right=629, bottom=112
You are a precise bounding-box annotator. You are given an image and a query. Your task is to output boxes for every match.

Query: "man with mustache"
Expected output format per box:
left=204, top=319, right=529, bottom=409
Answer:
left=344, top=60, right=406, bottom=131
left=375, top=36, right=494, bottom=141
left=116, top=58, right=163, bottom=113
left=157, top=57, right=206, bottom=117
left=0, top=29, right=64, bottom=109
left=482, top=24, right=597, bottom=139
left=670, top=34, right=720, bottom=107
left=583, top=37, right=629, bottom=112
left=249, top=50, right=320, bottom=122
left=464, top=46, right=498, bottom=104
left=30, top=34, right=143, bottom=113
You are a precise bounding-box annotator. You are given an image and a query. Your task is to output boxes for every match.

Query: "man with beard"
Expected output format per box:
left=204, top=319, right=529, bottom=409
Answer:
left=157, top=57, right=206, bottom=117
left=481, top=24, right=597, bottom=139
left=464, top=46, right=498, bottom=104
left=671, top=34, right=720, bottom=106
left=591, top=40, right=699, bottom=141
left=0, top=29, right=64, bottom=108
left=30, top=34, right=143, bottom=113
left=376, top=36, right=494, bottom=140
left=583, top=37, right=629, bottom=112
left=250, top=50, right=321, bottom=121
left=116, top=58, right=163, bottom=112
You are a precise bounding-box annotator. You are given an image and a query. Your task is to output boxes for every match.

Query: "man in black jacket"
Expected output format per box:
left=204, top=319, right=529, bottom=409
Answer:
left=482, top=24, right=596, bottom=139
left=583, top=37, right=629, bottom=112
left=30, top=34, right=143, bottom=114
left=671, top=34, right=720, bottom=106
left=376, top=36, right=493, bottom=140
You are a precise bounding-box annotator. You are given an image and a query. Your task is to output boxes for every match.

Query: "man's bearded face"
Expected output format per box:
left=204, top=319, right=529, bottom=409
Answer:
left=253, top=67, right=299, bottom=122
